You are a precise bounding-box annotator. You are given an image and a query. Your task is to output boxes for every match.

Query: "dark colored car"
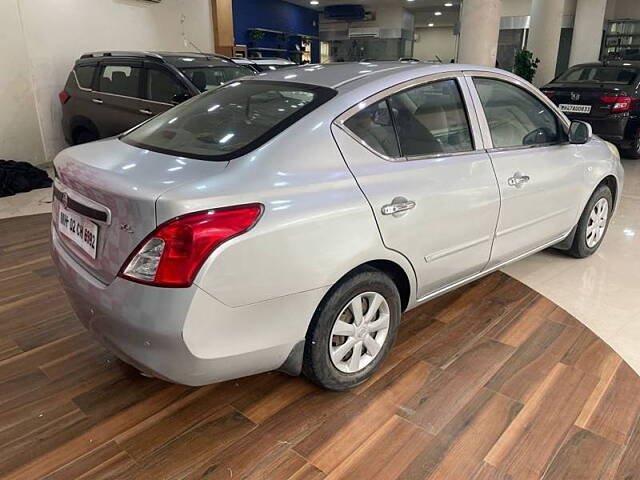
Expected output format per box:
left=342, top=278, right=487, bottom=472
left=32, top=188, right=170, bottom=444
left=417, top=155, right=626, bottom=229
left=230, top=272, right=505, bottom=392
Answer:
left=59, top=51, right=255, bottom=145
left=542, top=61, right=640, bottom=158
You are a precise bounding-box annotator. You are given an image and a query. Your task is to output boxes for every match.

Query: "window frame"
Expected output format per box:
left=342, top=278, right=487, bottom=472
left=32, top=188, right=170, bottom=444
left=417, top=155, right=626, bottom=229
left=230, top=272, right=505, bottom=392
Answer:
left=94, top=59, right=144, bottom=100
left=335, top=72, right=484, bottom=163
left=464, top=71, right=571, bottom=153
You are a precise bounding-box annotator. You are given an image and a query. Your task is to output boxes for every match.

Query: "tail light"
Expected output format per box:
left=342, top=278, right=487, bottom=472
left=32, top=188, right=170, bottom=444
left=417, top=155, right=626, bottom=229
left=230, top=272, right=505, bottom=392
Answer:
left=600, top=94, right=635, bottom=113
left=58, top=91, right=71, bottom=104
left=119, top=204, right=263, bottom=288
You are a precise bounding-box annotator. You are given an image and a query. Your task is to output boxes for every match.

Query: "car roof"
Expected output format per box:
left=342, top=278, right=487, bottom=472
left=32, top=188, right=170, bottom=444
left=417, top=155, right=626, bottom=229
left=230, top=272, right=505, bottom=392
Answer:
left=250, top=61, right=499, bottom=90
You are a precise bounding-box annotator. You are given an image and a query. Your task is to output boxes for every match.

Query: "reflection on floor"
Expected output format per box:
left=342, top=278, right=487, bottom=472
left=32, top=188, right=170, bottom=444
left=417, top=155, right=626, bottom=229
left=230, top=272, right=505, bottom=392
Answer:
left=503, top=158, right=640, bottom=374
left=1, top=213, right=640, bottom=478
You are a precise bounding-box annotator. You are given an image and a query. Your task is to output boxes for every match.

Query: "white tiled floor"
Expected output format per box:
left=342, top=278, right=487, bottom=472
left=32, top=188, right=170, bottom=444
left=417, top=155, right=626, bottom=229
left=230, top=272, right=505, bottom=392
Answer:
left=503, top=156, right=640, bottom=373
left=1, top=157, right=639, bottom=373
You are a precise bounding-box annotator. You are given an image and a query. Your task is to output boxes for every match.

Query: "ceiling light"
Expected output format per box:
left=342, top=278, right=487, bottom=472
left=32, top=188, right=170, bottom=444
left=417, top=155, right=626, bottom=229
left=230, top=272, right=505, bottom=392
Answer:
left=310, top=0, right=319, bottom=4
left=434, top=11, right=442, bottom=16
left=428, top=23, right=434, bottom=27
left=444, top=2, right=453, bottom=6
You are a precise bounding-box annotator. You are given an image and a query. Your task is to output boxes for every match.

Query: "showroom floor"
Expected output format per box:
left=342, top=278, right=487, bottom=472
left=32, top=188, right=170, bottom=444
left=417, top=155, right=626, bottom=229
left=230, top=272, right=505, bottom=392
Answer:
left=1, top=217, right=639, bottom=478
left=0, top=157, right=639, bottom=478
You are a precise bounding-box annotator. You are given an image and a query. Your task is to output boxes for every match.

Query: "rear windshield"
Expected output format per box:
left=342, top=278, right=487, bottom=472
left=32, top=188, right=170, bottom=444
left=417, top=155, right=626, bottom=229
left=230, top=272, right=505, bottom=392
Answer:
left=556, top=66, right=638, bottom=85
left=122, top=80, right=337, bottom=161
left=180, top=66, right=253, bottom=91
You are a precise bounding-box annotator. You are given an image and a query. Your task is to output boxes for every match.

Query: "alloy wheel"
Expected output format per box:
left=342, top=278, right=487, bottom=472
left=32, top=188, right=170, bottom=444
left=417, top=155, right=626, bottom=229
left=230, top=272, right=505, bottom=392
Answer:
left=586, top=197, right=609, bottom=248
left=329, top=292, right=390, bottom=374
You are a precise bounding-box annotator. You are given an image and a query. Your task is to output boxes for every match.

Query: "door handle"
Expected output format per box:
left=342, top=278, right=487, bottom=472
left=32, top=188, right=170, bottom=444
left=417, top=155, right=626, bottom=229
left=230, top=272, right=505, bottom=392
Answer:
left=91, top=98, right=103, bottom=105
left=507, top=172, right=530, bottom=188
left=139, top=109, right=154, bottom=116
left=381, top=197, right=416, bottom=216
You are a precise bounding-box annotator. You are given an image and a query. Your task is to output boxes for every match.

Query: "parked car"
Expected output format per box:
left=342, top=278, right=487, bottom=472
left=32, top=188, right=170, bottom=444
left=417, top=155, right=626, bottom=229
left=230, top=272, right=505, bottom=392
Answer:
left=542, top=61, right=640, bottom=158
left=52, top=62, right=623, bottom=390
left=59, top=51, right=255, bottom=145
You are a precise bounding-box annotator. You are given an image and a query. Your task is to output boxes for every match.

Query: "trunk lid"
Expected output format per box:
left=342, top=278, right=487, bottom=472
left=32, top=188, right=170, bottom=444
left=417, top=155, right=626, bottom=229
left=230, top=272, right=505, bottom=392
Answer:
left=53, top=138, right=227, bottom=284
left=543, top=82, right=633, bottom=119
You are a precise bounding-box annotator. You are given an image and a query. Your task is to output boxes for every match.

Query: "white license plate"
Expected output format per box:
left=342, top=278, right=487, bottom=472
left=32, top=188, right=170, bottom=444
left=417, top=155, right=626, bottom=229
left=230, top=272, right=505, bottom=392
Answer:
left=58, top=206, right=99, bottom=259
left=559, top=104, right=592, bottom=114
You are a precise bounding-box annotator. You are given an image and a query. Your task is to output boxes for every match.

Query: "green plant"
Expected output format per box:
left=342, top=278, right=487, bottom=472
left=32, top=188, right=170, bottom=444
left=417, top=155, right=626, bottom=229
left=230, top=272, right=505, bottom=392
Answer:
left=249, top=30, right=266, bottom=42
left=514, top=49, right=540, bottom=83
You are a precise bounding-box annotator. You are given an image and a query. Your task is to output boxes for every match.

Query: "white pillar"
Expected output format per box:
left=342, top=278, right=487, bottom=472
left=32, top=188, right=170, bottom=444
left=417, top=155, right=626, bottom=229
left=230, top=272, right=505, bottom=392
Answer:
left=457, top=0, right=502, bottom=67
left=569, top=0, right=607, bottom=66
left=528, top=0, right=566, bottom=86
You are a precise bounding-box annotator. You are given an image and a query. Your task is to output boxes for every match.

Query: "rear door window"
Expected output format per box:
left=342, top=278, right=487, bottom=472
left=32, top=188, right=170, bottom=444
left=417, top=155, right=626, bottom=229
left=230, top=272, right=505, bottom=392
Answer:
left=388, top=79, right=474, bottom=157
left=75, top=65, right=97, bottom=89
left=146, top=68, right=189, bottom=104
left=122, top=80, right=337, bottom=160
left=344, top=100, right=400, bottom=158
left=98, top=64, right=142, bottom=97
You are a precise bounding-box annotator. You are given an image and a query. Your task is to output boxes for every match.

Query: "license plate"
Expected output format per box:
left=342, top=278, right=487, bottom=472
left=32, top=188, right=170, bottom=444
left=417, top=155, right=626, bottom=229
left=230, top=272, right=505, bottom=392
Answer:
left=58, top=206, right=99, bottom=259
left=559, top=104, right=592, bottom=114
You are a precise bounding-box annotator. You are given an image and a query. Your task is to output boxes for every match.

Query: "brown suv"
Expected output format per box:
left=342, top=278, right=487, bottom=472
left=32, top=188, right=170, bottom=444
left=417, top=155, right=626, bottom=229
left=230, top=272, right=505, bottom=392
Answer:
left=59, top=51, right=255, bottom=145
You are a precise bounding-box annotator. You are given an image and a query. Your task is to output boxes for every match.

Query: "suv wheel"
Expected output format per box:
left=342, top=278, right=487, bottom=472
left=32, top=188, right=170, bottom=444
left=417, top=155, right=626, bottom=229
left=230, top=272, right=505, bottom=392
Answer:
left=302, top=268, right=400, bottom=391
left=567, top=184, right=613, bottom=258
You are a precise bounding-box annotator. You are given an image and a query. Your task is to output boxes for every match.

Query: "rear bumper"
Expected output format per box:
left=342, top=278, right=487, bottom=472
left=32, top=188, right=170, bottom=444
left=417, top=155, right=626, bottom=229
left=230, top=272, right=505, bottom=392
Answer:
left=52, top=227, right=323, bottom=386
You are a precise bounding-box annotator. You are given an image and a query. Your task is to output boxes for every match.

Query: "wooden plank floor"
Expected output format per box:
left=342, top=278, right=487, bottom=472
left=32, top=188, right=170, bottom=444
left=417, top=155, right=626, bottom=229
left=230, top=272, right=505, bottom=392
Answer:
left=1, top=213, right=640, bottom=479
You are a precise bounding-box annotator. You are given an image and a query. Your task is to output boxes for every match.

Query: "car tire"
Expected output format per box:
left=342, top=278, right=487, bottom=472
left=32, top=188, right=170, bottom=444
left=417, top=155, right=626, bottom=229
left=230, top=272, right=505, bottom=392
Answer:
left=622, top=128, right=640, bottom=159
left=302, top=267, right=401, bottom=391
left=567, top=184, right=613, bottom=258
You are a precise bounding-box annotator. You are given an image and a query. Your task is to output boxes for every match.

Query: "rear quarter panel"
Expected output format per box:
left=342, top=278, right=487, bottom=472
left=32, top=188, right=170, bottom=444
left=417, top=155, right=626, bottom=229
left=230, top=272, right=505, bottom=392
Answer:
left=155, top=111, right=417, bottom=307
left=579, top=137, right=624, bottom=216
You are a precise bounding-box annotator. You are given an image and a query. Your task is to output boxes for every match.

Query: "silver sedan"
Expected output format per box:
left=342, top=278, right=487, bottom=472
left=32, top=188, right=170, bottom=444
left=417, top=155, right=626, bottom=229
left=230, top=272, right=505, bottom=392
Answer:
left=51, top=62, right=623, bottom=390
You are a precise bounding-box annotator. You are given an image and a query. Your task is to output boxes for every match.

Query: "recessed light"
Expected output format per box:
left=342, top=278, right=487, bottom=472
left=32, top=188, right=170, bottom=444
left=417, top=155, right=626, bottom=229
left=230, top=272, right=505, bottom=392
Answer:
left=434, top=11, right=442, bottom=16
left=428, top=23, right=434, bottom=27
left=310, top=0, right=319, bottom=4
left=444, top=2, right=453, bottom=6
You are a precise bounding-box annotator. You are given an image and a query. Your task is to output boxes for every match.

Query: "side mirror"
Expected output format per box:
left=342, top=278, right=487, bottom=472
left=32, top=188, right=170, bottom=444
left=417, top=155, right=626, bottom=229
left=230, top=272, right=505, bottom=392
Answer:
left=171, top=93, right=192, bottom=105
left=569, top=120, right=592, bottom=144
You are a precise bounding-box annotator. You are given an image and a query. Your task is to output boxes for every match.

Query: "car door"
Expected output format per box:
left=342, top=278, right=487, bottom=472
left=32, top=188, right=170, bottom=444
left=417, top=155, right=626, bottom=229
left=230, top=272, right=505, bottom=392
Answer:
left=141, top=62, right=193, bottom=118
left=466, top=72, right=584, bottom=267
left=92, top=60, right=149, bottom=137
left=332, top=73, right=501, bottom=300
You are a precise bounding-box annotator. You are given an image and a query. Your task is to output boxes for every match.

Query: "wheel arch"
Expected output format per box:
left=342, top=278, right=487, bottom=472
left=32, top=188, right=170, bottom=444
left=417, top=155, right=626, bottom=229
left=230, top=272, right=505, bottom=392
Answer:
left=70, top=116, right=99, bottom=144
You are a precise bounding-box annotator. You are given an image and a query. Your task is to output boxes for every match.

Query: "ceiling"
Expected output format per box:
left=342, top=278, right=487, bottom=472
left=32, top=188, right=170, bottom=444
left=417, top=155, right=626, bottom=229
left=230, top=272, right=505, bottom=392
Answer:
left=284, top=0, right=461, bottom=28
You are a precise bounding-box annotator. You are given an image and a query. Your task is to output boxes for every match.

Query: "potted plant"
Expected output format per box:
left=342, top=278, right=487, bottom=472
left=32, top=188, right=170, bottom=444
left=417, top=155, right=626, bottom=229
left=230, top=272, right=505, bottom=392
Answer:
left=514, top=49, right=540, bottom=83
left=248, top=30, right=265, bottom=48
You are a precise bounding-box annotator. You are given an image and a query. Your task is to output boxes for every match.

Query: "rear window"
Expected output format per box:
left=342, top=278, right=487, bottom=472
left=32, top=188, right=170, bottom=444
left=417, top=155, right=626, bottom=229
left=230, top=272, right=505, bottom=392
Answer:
left=122, top=80, right=337, bottom=161
left=180, top=66, right=253, bottom=91
left=556, top=66, right=638, bottom=85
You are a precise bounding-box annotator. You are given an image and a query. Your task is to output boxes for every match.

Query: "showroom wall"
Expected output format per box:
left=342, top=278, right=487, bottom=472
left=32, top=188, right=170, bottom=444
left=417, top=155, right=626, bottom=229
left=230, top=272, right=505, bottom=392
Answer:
left=233, top=0, right=320, bottom=62
left=413, top=27, right=457, bottom=63
left=0, top=0, right=214, bottom=165
left=0, top=2, right=45, bottom=165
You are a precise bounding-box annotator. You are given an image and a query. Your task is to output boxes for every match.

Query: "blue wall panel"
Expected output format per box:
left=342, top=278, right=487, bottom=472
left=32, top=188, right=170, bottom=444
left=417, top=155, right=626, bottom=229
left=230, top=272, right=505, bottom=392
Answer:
left=233, top=0, right=320, bottom=63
